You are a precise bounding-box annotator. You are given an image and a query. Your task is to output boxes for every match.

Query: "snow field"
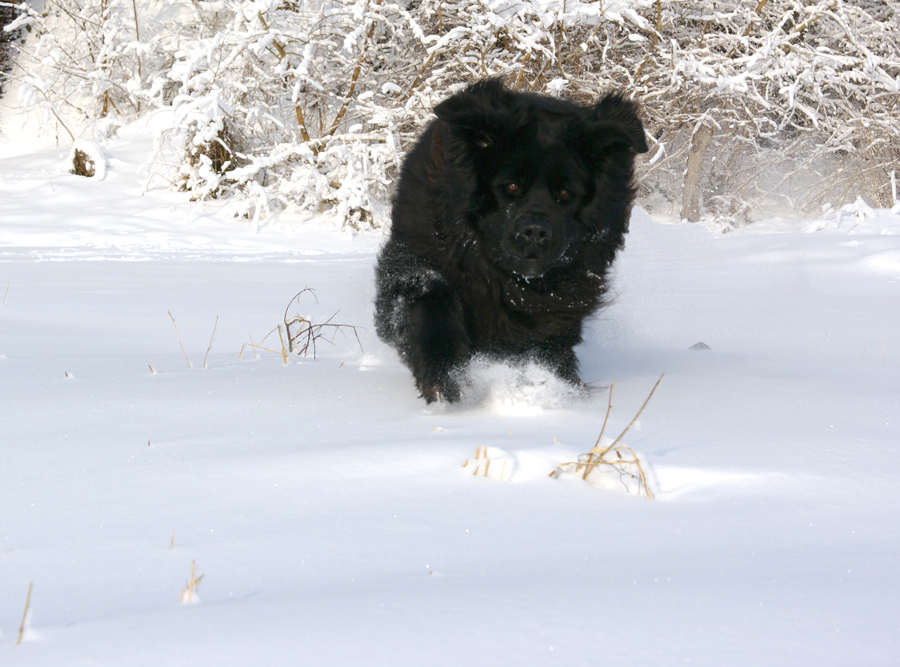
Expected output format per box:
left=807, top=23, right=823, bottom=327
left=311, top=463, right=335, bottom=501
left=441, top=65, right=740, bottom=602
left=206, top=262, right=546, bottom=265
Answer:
left=1, top=120, right=899, bottom=665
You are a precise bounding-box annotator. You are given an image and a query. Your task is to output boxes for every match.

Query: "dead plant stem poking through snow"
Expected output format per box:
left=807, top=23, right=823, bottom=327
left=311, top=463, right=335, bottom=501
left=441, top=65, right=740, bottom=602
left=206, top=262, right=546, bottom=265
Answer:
left=17, top=582, right=32, bottom=645
left=552, top=374, right=665, bottom=498
left=463, top=446, right=513, bottom=481
left=811, top=332, right=830, bottom=352
left=168, top=311, right=191, bottom=369
left=283, top=288, right=363, bottom=358
left=71, top=149, right=96, bottom=177
left=179, top=561, right=203, bottom=604
left=276, top=325, right=288, bottom=365
left=239, top=289, right=362, bottom=362
left=239, top=329, right=287, bottom=362
left=597, top=374, right=665, bottom=459
left=203, top=317, right=219, bottom=369
left=593, top=380, right=616, bottom=450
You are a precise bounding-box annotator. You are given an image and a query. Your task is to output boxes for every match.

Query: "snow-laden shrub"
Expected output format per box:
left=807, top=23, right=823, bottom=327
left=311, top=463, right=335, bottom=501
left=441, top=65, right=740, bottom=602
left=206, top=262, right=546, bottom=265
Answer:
left=0, top=0, right=22, bottom=94
left=621, top=0, right=900, bottom=222
left=5, top=0, right=899, bottom=226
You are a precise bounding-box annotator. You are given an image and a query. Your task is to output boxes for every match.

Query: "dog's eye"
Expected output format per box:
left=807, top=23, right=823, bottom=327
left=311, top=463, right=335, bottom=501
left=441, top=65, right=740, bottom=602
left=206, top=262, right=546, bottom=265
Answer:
left=555, top=188, right=572, bottom=203
left=505, top=183, right=520, bottom=195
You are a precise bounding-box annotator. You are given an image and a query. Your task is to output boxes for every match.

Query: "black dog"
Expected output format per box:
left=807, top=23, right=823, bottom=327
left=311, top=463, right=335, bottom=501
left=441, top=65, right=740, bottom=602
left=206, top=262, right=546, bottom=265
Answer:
left=375, top=79, right=648, bottom=403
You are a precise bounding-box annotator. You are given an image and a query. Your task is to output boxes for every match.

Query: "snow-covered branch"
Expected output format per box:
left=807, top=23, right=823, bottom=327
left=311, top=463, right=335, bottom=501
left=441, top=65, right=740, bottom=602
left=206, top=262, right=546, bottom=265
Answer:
left=6, top=0, right=899, bottom=226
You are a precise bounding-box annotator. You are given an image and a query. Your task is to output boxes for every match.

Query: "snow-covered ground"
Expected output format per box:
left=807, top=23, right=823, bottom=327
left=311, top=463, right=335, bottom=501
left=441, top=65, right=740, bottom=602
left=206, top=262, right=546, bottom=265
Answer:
left=2, top=108, right=899, bottom=666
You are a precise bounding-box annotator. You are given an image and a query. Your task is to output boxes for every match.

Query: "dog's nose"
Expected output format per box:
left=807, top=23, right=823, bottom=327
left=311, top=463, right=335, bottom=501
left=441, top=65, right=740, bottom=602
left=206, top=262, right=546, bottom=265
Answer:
left=517, top=220, right=552, bottom=243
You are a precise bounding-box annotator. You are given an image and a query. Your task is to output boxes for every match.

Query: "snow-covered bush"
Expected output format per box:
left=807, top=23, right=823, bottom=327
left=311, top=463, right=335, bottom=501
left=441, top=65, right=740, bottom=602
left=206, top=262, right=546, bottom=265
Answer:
left=5, top=0, right=899, bottom=226
left=0, top=0, right=20, bottom=92
left=620, top=0, right=900, bottom=222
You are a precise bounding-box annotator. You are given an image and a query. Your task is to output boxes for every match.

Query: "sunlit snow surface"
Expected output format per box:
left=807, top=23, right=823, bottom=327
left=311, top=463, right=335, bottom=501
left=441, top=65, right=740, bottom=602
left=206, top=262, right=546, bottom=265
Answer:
left=2, top=110, right=899, bottom=666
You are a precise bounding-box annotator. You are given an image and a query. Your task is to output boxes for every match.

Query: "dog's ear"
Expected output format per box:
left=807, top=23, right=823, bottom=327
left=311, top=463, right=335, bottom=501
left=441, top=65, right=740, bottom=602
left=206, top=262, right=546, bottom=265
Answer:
left=584, top=94, right=649, bottom=154
left=433, top=78, right=524, bottom=145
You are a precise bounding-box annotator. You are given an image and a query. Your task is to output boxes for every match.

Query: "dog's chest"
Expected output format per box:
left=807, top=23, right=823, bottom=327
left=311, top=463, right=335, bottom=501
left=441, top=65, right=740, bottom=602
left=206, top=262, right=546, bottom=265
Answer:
left=461, top=283, right=581, bottom=350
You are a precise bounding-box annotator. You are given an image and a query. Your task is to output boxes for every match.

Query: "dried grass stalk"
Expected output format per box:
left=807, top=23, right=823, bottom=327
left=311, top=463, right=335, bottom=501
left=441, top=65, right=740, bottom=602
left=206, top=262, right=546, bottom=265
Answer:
left=179, top=561, right=204, bottom=604
left=168, top=311, right=191, bottom=368
left=559, top=445, right=655, bottom=498
left=203, top=316, right=219, bottom=369
left=282, top=288, right=363, bottom=358
left=71, top=148, right=96, bottom=177
left=17, top=582, right=32, bottom=645
left=553, top=374, right=665, bottom=498
left=463, top=446, right=509, bottom=480
left=590, top=373, right=664, bottom=460
left=238, top=290, right=362, bottom=364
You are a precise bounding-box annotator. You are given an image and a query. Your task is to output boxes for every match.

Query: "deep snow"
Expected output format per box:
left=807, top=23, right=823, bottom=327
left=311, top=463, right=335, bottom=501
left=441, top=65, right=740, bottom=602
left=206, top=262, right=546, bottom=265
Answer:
left=2, top=107, right=899, bottom=666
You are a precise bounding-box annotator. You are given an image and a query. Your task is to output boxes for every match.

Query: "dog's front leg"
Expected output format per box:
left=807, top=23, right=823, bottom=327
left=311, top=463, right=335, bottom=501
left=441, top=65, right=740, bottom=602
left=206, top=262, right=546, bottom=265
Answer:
left=405, top=283, right=470, bottom=403
left=535, top=333, right=584, bottom=385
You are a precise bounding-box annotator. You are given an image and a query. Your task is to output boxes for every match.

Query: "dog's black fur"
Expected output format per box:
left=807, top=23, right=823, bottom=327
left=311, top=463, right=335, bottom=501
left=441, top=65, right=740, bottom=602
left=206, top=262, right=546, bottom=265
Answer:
left=375, top=79, right=648, bottom=403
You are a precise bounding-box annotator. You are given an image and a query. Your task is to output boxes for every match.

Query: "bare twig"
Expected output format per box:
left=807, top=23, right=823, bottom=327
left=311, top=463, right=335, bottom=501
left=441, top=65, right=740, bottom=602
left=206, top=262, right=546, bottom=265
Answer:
left=2, top=279, right=9, bottom=305
left=284, top=288, right=318, bottom=352
left=257, top=12, right=314, bottom=149
left=281, top=289, right=363, bottom=359
left=285, top=311, right=363, bottom=359
left=130, top=0, right=141, bottom=103
left=741, top=0, right=769, bottom=37
left=33, top=87, right=76, bottom=142
left=326, top=0, right=384, bottom=137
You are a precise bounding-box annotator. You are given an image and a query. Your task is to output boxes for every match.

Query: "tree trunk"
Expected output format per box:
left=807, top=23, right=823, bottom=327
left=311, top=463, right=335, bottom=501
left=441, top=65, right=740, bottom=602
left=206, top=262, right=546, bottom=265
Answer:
left=681, top=124, right=714, bottom=222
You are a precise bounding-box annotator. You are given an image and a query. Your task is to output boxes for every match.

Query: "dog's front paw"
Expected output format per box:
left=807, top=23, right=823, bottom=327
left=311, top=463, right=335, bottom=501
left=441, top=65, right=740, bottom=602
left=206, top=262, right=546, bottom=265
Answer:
left=417, top=375, right=461, bottom=404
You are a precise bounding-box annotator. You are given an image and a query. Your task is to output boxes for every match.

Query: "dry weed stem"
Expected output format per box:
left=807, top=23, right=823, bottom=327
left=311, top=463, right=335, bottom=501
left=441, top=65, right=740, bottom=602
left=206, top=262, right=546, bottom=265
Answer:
left=17, top=582, right=32, bottom=645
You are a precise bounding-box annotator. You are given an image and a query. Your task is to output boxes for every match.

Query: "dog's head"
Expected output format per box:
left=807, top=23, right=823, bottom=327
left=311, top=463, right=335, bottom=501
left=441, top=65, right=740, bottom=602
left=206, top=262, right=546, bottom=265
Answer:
left=433, top=79, right=648, bottom=278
